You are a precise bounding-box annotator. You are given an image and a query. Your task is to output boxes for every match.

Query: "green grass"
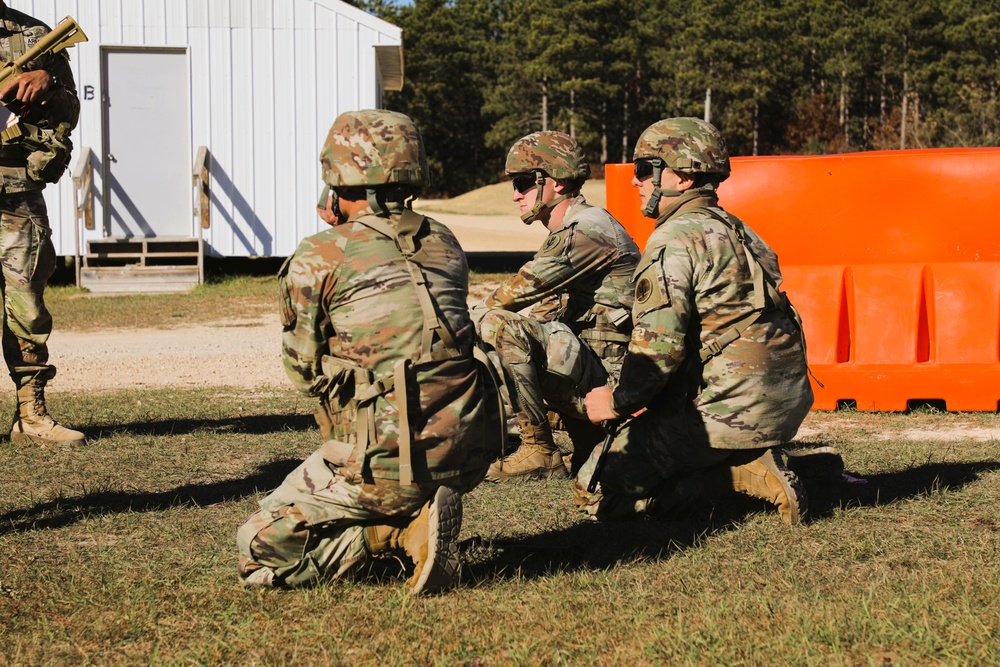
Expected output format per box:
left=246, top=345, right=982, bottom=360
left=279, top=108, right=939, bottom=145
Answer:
left=45, top=275, right=277, bottom=331
left=1, top=387, right=998, bottom=665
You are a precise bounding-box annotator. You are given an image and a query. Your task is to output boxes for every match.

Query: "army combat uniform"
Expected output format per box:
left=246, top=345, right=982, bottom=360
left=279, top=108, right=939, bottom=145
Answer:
left=575, top=193, right=814, bottom=520
left=480, top=195, right=639, bottom=429
left=0, top=4, right=82, bottom=446
left=479, top=130, right=640, bottom=480
left=237, top=208, right=502, bottom=588
left=238, top=110, right=501, bottom=593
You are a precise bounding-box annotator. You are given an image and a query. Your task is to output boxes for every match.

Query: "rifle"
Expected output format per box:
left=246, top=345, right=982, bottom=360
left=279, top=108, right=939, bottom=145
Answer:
left=0, top=16, right=88, bottom=95
left=586, top=419, right=621, bottom=494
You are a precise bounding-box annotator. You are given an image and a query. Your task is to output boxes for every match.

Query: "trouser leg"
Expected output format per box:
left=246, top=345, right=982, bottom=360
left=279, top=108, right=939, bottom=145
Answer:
left=481, top=311, right=611, bottom=481
left=0, top=191, right=55, bottom=376
left=574, top=412, right=732, bottom=522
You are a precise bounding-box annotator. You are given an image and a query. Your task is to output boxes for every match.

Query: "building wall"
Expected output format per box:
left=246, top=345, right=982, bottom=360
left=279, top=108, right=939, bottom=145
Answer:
left=11, top=0, right=401, bottom=257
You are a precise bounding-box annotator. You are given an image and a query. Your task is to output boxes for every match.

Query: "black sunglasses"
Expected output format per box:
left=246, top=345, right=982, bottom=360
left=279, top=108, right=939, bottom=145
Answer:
left=633, top=159, right=656, bottom=179
left=512, top=173, right=540, bottom=194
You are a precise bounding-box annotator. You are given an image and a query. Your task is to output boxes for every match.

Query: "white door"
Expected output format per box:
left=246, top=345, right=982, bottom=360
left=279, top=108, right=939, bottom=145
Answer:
left=102, top=48, right=191, bottom=238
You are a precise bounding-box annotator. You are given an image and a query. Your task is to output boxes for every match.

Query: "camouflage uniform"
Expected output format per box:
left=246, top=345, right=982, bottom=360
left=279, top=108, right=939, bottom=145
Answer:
left=577, top=118, right=813, bottom=524
left=0, top=4, right=83, bottom=446
left=477, top=131, right=639, bottom=480
left=237, top=110, right=502, bottom=593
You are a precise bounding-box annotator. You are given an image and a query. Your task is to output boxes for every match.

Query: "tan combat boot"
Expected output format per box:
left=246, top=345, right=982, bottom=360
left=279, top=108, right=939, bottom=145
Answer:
left=728, top=448, right=807, bottom=526
left=10, top=381, right=86, bottom=447
left=485, top=417, right=568, bottom=482
left=365, top=486, right=463, bottom=595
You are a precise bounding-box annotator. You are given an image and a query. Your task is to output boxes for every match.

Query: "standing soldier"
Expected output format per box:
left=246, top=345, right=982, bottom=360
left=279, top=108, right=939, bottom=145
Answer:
left=0, top=2, right=83, bottom=447
left=476, top=131, right=639, bottom=481
left=582, top=118, right=813, bottom=525
left=237, top=110, right=502, bottom=594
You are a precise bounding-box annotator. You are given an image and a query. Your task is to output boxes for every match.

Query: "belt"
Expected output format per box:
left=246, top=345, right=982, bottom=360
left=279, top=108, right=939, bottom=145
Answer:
left=579, top=328, right=631, bottom=344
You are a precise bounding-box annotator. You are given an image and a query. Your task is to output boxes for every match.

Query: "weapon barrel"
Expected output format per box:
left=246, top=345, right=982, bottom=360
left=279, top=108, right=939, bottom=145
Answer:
left=586, top=420, right=619, bottom=494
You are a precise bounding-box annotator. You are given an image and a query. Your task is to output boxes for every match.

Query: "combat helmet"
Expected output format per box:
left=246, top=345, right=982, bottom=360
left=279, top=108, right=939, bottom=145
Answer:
left=633, top=117, right=730, bottom=219
left=505, top=131, right=590, bottom=224
left=320, top=109, right=427, bottom=216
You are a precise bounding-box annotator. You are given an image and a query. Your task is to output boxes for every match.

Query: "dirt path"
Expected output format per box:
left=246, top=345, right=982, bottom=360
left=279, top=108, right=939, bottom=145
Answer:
left=49, top=315, right=286, bottom=392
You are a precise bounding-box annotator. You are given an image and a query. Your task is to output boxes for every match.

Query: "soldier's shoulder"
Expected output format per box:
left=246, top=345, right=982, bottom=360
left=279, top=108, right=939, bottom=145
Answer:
left=3, top=9, right=50, bottom=34
left=293, top=227, right=350, bottom=264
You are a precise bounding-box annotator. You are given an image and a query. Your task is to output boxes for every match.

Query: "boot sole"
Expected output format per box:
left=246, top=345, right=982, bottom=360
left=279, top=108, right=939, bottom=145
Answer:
left=10, top=432, right=86, bottom=447
left=760, top=449, right=808, bottom=525
left=410, top=486, right=462, bottom=595
left=485, top=464, right=569, bottom=483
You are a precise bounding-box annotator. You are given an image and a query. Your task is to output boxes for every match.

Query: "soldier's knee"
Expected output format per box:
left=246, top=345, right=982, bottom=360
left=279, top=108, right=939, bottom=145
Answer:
left=480, top=310, right=531, bottom=354
left=237, top=505, right=310, bottom=568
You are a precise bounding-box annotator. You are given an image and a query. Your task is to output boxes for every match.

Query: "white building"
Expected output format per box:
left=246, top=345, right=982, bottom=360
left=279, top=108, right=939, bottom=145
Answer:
left=12, top=0, right=403, bottom=285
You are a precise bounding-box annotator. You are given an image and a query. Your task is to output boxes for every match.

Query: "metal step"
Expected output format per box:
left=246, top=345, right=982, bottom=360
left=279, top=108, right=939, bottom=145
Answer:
left=81, top=236, right=204, bottom=293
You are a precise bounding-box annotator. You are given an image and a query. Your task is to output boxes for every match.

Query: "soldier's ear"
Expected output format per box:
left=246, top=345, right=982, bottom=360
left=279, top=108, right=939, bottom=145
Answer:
left=552, top=178, right=573, bottom=195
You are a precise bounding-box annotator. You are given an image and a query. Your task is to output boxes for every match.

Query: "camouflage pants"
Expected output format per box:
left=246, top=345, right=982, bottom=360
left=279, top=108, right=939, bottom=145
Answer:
left=237, top=438, right=485, bottom=588
left=573, top=410, right=760, bottom=521
left=0, top=190, right=55, bottom=380
left=478, top=310, right=609, bottom=426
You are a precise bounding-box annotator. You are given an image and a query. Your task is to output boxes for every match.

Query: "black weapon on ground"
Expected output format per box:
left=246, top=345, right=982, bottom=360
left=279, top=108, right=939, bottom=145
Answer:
left=586, top=419, right=621, bottom=494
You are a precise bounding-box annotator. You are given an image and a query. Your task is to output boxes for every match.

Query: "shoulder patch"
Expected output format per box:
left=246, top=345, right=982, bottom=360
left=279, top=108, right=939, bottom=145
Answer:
left=539, top=232, right=566, bottom=257
left=635, top=276, right=653, bottom=304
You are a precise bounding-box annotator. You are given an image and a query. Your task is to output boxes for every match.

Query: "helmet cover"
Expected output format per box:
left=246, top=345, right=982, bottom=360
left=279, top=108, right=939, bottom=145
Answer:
left=633, top=117, right=730, bottom=180
left=505, top=130, right=590, bottom=181
left=320, top=109, right=427, bottom=188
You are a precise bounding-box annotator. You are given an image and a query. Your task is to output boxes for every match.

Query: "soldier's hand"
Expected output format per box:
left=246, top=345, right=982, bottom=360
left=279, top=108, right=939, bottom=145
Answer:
left=584, top=385, right=618, bottom=423
left=1, top=70, right=53, bottom=104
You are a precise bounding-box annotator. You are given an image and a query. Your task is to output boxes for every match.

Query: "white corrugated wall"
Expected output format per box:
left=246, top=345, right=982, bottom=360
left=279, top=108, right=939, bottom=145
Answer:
left=10, top=0, right=401, bottom=257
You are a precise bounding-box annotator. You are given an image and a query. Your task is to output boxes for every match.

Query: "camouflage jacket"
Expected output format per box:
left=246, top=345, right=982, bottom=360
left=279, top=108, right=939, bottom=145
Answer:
left=485, top=195, right=640, bottom=344
left=0, top=6, right=80, bottom=193
left=613, top=193, right=813, bottom=450
left=280, top=211, right=497, bottom=483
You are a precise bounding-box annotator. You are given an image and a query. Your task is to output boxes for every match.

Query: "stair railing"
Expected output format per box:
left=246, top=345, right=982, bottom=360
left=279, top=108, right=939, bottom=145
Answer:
left=71, top=146, right=94, bottom=288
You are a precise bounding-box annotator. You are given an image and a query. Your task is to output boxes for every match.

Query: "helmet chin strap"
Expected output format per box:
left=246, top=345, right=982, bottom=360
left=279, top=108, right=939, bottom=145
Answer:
left=642, top=162, right=716, bottom=220
left=642, top=162, right=687, bottom=219
left=366, top=188, right=388, bottom=217
left=520, top=171, right=573, bottom=225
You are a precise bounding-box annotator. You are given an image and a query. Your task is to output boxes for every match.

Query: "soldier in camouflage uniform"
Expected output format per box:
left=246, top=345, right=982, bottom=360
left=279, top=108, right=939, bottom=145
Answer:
left=237, top=110, right=502, bottom=594
left=580, top=118, right=813, bottom=525
left=0, top=2, right=83, bottom=447
left=475, top=131, right=640, bottom=481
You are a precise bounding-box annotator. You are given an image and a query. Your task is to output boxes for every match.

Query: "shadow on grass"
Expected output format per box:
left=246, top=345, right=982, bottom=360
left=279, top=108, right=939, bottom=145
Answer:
left=3, top=456, right=997, bottom=585
left=0, top=458, right=301, bottom=535
left=803, top=458, right=1000, bottom=520
left=459, top=458, right=1000, bottom=584
left=75, top=413, right=317, bottom=440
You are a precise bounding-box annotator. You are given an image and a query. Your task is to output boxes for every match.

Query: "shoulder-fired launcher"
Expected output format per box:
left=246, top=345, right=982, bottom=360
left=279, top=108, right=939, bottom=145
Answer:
left=0, top=16, right=88, bottom=92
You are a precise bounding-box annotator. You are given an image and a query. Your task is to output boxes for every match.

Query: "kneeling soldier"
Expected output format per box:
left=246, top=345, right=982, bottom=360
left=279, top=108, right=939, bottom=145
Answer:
left=476, top=131, right=639, bottom=481
left=581, top=118, right=813, bottom=525
left=237, top=110, right=502, bottom=593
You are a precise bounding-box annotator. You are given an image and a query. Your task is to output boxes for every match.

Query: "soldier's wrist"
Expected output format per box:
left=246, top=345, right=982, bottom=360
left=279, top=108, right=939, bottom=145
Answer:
left=607, top=395, right=621, bottom=419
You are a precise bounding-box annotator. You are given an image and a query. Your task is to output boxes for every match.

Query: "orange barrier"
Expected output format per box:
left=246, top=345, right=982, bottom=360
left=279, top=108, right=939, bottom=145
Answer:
left=605, top=149, right=1000, bottom=411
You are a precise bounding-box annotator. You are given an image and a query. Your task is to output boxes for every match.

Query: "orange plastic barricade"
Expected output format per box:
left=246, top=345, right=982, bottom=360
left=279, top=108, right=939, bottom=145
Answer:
left=605, top=149, right=1000, bottom=411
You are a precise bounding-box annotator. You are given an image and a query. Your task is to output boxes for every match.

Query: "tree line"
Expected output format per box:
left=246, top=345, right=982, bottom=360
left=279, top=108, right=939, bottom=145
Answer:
left=353, top=0, right=999, bottom=197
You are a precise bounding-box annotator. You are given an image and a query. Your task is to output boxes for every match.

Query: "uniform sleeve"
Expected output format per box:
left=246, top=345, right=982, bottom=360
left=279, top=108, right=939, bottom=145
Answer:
left=279, top=241, right=338, bottom=397
left=611, top=237, right=697, bottom=415
left=484, top=221, right=617, bottom=313
left=21, top=22, right=80, bottom=128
